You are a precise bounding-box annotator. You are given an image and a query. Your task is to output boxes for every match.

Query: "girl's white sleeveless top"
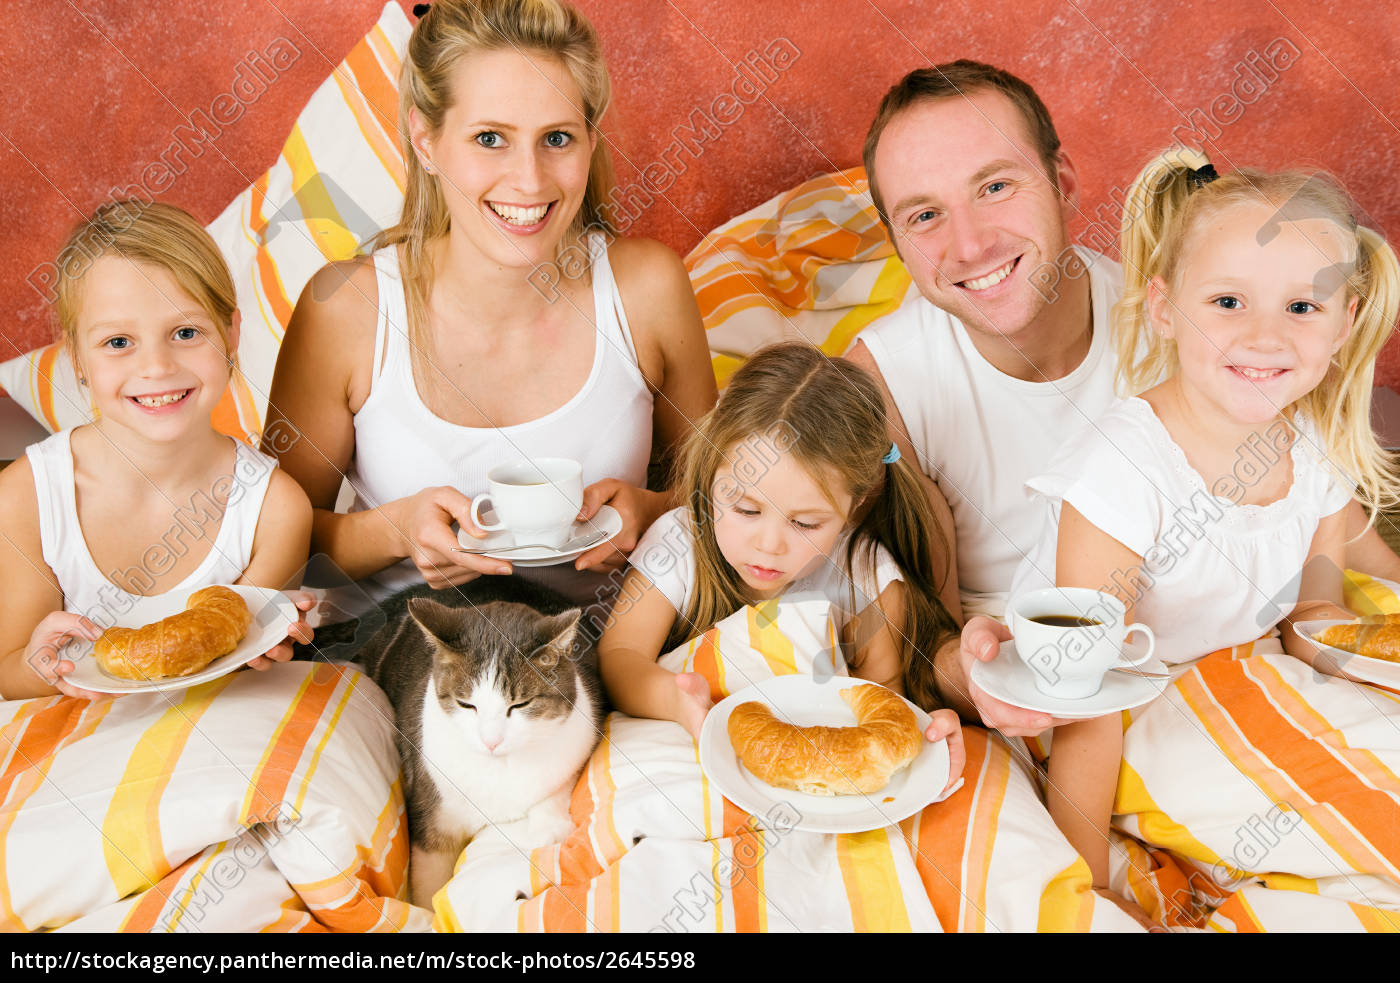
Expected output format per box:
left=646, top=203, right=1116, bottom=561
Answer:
left=26, top=429, right=275, bottom=620
left=342, top=235, right=653, bottom=609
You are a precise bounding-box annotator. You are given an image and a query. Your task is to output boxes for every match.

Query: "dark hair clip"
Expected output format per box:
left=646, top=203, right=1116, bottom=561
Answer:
left=1188, top=163, right=1219, bottom=190
left=413, top=3, right=431, bottom=17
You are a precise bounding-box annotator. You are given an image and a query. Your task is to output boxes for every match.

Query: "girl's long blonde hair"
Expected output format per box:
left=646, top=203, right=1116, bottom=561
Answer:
left=378, top=0, right=617, bottom=383
left=667, top=343, right=959, bottom=712
left=1115, top=148, right=1400, bottom=516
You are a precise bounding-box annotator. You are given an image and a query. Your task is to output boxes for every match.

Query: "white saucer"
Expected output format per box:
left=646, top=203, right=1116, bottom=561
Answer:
left=698, top=675, right=952, bottom=834
left=1292, top=619, right=1400, bottom=690
left=970, top=637, right=1169, bottom=719
left=61, top=586, right=301, bottom=695
left=456, top=504, right=623, bottom=567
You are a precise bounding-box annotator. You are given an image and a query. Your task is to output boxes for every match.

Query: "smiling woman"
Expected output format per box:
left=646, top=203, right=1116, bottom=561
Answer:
left=260, top=0, right=717, bottom=614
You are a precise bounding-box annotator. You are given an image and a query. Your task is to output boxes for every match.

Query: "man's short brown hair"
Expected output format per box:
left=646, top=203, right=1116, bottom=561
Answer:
left=863, top=60, right=1063, bottom=230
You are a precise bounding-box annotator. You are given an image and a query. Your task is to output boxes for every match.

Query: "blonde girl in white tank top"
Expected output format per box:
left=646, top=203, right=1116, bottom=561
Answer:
left=263, top=0, right=716, bottom=607
left=0, top=202, right=315, bottom=701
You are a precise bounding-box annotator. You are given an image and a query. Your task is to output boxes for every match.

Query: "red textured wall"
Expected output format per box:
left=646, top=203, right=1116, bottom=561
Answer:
left=4, top=1, right=1399, bottom=382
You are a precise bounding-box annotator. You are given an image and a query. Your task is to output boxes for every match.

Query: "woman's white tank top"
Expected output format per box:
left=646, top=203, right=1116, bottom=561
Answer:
left=342, top=234, right=653, bottom=609
left=26, top=429, right=275, bottom=624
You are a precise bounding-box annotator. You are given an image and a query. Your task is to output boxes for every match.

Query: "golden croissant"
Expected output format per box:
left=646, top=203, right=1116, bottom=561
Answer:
left=727, top=683, right=923, bottom=796
left=1314, top=622, right=1400, bottom=663
left=95, top=586, right=252, bottom=681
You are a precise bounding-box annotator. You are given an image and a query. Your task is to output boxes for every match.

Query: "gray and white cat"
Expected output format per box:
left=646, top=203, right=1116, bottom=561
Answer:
left=354, top=578, right=604, bottom=907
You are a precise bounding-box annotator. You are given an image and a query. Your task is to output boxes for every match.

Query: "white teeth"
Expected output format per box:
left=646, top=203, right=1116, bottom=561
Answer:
left=1235, top=367, right=1285, bottom=380
left=488, top=202, right=549, bottom=226
left=961, top=260, right=1015, bottom=291
left=133, top=390, right=189, bottom=407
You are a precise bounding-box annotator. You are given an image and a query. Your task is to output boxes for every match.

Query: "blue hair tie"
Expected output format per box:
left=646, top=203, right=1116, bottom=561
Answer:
left=882, top=443, right=900, bottom=465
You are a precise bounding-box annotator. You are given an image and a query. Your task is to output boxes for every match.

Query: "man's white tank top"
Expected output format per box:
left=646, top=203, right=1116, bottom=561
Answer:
left=26, top=429, right=275, bottom=624
left=342, top=234, right=653, bottom=609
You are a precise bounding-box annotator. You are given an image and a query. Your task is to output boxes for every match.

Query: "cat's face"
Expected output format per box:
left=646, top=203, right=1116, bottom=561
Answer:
left=410, top=598, right=586, bottom=757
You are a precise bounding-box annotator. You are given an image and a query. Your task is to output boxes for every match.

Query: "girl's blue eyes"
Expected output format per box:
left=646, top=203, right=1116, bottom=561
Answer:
left=1211, top=296, right=1320, bottom=314
left=102, top=327, right=202, bottom=349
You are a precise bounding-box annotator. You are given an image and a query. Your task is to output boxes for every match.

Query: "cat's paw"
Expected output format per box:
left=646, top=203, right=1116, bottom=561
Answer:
left=524, top=806, right=576, bottom=849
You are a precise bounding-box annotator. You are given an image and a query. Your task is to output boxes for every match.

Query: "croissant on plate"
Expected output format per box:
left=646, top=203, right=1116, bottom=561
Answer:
left=95, top=586, right=252, bottom=681
left=1314, top=622, right=1400, bottom=663
left=726, top=683, right=923, bottom=796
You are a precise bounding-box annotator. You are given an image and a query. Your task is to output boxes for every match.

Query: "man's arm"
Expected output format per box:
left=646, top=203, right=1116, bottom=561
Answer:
left=847, top=338, right=1067, bottom=737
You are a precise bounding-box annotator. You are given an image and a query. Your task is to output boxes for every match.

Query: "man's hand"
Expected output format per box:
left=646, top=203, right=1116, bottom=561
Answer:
left=959, top=615, right=1076, bottom=737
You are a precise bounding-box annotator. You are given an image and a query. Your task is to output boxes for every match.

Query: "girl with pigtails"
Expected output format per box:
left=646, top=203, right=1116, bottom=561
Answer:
left=1008, top=147, right=1400, bottom=927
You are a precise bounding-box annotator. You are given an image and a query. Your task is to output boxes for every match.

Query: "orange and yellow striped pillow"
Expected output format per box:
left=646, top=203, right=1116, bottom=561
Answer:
left=0, top=1, right=411, bottom=447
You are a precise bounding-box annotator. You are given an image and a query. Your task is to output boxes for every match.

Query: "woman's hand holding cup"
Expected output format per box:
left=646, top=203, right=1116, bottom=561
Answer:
left=399, top=485, right=512, bottom=588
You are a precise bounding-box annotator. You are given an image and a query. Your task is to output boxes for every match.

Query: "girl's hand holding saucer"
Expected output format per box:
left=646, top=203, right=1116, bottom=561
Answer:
left=400, top=485, right=513, bottom=587
left=574, top=479, right=667, bottom=573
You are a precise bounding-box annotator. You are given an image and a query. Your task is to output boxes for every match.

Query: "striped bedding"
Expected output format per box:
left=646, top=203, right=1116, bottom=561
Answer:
left=1, top=661, right=428, bottom=932
left=686, top=170, right=1400, bottom=932
left=434, top=598, right=1141, bottom=932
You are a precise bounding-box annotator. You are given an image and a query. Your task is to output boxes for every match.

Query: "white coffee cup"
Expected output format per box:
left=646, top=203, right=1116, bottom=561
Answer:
left=469, top=458, right=583, bottom=550
left=1007, top=587, right=1156, bottom=699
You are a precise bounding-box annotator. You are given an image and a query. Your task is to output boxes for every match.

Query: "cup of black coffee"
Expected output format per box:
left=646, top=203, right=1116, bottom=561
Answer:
left=1007, top=588, right=1156, bottom=698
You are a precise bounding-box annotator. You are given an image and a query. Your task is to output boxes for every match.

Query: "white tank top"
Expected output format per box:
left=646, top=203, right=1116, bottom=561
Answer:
left=856, top=248, right=1123, bottom=620
left=26, top=429, right=275, bottom=626
left=342, top=234, right=653, bottom=609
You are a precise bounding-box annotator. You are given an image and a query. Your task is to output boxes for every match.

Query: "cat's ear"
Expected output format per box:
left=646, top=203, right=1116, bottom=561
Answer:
left=408, top=597, right=466, bottom=651
left=531, top=609, right=583, bottom=668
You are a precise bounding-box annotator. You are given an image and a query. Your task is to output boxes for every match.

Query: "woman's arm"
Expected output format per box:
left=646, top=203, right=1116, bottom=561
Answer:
left=1281, top=505, right=1351, bottom=666
left=0, top=459, right=95, bottom=700
left=262, top=260, right=504, bottom=588
left=575, top=240, right=718, bottom=573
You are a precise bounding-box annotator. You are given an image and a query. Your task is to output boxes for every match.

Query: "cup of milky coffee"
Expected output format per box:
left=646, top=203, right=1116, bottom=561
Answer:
left=469, top=458, right=584, bottom=550
left=1007, top=587, right=1156, bottom=699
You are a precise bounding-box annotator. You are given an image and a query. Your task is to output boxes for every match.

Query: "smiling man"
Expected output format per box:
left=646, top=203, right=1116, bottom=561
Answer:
left=845, top=60, right=1400, bottom=734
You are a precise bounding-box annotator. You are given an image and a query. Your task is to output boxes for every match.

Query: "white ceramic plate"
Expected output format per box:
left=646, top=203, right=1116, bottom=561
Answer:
left=456, top=504, right=623, bottom=567
left=698, top=675, right=952, bottom=834
left=970, top=637, right=1169, bottom=720
left=1292, top=619, right=1400, bottom=690
left=61, top=585, right=301, bottom=695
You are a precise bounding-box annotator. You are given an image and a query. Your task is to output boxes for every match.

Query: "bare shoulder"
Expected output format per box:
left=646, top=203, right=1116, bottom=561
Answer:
left=259, top=467, right=314, bottom=533
left=608, top=237, right=695, bottom=324
left=279, top=255, right=381, bottom=402
left=0, top=456, right=40, bottom=533
left=606, top=236, right=706, bottom=388
left=843, top=338, right=882, bottom=378
left=0, top=456, right=56, bottom=592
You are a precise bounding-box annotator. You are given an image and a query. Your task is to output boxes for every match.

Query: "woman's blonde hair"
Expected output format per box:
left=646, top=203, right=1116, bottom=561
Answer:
left=1115, top=148, right=1400, bottom=516
left=666, top=343, right=959, bottom=712
left=378, top=0, right=617, bottom=383
left=54, top=199, right=239, bottom=374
